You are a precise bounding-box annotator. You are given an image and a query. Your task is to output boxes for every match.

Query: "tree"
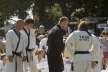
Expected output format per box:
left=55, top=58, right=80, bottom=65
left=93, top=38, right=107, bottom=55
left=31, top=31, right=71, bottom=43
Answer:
left=102, top=0, right=108, bottom=16
left=81, top=0, right=104, bottom=16
left=0, top=0, right=32, bottom=19
left=0, top=0, right=105, bottom=28
left=0, top=0, right=33, bottom=27
left=57, top=0, right=82, bottom=19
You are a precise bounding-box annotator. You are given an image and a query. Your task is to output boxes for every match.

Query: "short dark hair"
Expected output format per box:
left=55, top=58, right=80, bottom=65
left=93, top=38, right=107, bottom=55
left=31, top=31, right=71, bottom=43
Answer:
left=58, top=16, right=69, bottom=24
left=25, top=18, right=34, bottom=25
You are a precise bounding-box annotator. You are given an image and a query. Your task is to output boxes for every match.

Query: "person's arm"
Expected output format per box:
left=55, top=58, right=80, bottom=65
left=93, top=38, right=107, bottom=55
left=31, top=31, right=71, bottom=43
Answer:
left=6, top=31, right=13, bottom=62
left=90, top=35, right=101, bottom=68
left=21, top=33, right=27, bottom=61
left=55, top=31, right=65, bottom=54
left=30, top=31, right=34, bottom=48
left=91, top=36, right=101, bottom=61
left=6, top=32, right=13, bottom=56
left=39, top=39, right=44, bottom=50
left=22, top=34, right=27, bottom=56
left=64, top=32, right=76, bottom=61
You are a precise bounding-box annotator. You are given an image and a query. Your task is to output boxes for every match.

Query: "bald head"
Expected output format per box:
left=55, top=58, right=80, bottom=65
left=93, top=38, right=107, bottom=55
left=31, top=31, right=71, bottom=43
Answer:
left=16, top=20, right=24, bottom=26
left=15, top=20, right=24, bottom=31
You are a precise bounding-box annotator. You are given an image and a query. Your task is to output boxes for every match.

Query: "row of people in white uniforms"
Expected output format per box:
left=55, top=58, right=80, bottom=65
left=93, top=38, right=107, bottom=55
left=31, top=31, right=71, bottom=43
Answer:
left=5, top=19, right=37, bottom=72
left=5, top=19, right=103, bottom=72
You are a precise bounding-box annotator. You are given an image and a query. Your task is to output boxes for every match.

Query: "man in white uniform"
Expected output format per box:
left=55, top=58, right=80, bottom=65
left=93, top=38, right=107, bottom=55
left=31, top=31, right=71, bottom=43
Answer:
left=65, top=21, right=101, bottom=72
left=22, top=18, right=37, bottom=72
left=5, top=20, right=26, bottom=72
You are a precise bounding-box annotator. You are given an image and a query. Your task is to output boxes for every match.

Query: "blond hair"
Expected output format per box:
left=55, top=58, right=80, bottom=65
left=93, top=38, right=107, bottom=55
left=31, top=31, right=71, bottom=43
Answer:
left=78, top=21, right=89, bottom=30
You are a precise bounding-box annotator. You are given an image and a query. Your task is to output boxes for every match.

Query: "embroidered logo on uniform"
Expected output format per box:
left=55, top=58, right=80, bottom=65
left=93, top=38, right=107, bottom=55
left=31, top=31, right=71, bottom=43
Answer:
left=79, top=36, right=89, bottom=41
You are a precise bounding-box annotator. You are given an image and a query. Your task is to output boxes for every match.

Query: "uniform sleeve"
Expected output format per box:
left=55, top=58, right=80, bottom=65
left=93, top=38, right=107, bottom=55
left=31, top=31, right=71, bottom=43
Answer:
left=31, top=31, right=38, bottom=53
left=91, top=36, right=101, bottom=61
left=21, top=34, right=27, bottom=56
left=6, top=32, right=13, bottom=56
left=64, top=32, right=76, bottom=59
left=39, top=39, right=44, bottom=49
left=31, top=31, right=37, bottom=49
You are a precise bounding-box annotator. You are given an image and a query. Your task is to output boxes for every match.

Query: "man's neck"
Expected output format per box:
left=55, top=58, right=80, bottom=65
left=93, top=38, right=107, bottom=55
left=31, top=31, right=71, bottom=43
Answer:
left=14, top=28, right=20, bottom=32
left=24, top=26, right=30, bottom=30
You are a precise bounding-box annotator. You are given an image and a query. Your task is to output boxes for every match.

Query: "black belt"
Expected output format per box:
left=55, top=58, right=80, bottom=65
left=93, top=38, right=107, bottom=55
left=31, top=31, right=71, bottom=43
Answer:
left=74, top=51, right=90, bottom=54
left=12, top=51, right=21, bottom=56
left=26, top=48, right=34, bottom=62
left=26, top=48, right=34, bottom=51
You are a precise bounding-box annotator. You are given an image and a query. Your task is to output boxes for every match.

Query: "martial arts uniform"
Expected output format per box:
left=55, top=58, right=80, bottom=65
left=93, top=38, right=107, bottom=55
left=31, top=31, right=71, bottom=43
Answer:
left=65, top=30, right=101, bottom=72
left=21, top=28, right=37, bottom=72
left=39, top=37, right=48, bottom=50
left=6, top=29, right=26, bottom=72
left=0, top=60, right=6, bottom=72
left=101, top=68, right=108, bottom=72
left=39, top=37, right=48, bottom=57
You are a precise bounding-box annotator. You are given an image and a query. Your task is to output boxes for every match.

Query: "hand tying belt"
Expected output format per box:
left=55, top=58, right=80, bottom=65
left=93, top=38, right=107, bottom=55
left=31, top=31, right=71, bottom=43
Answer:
left=12, top=51, right=21, bottom=56
left=74, top=51, right=90, bottom=54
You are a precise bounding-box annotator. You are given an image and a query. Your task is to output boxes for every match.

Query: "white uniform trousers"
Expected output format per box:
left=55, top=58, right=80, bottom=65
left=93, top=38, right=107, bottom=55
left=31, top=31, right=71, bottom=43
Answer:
left=6, top=56, right=23, bottom=72
left=71, top=61, right=91, bottom=72
left=23, top=51, right=37, bottom=72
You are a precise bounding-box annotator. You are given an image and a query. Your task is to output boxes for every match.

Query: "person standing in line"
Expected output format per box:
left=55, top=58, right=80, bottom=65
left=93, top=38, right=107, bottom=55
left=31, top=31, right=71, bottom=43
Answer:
left=21, top=18, right=37, bottom=72
left=47, top=16, right=69, bottom=72
left=5, top=20, right=26, bottom=72
left=65, top=21, right=101, bottom=72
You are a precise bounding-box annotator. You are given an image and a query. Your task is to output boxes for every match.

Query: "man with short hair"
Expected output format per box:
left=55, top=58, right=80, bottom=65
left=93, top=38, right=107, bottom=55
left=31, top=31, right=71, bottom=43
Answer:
left=21, top=18, right=37, bottom=72
left=47, top=16, right=69, bottom=72
left=6, top=20, right=26, bottom=72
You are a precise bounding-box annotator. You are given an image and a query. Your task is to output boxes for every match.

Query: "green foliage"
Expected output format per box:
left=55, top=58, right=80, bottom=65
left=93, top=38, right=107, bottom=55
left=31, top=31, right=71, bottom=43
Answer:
left=0, top=0, right=32, bottom=19
left=46, top=3, right=63, bottom=22
left=71, top=8, right=86, bottom=18
left=0, top=0, right=106, bottom=27
left=81, top=0, right=104, bottom=16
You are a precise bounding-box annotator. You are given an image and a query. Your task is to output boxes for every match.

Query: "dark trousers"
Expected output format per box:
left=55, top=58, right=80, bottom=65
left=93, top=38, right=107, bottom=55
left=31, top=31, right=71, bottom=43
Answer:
left=47, top=54, right=64, bottom=72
